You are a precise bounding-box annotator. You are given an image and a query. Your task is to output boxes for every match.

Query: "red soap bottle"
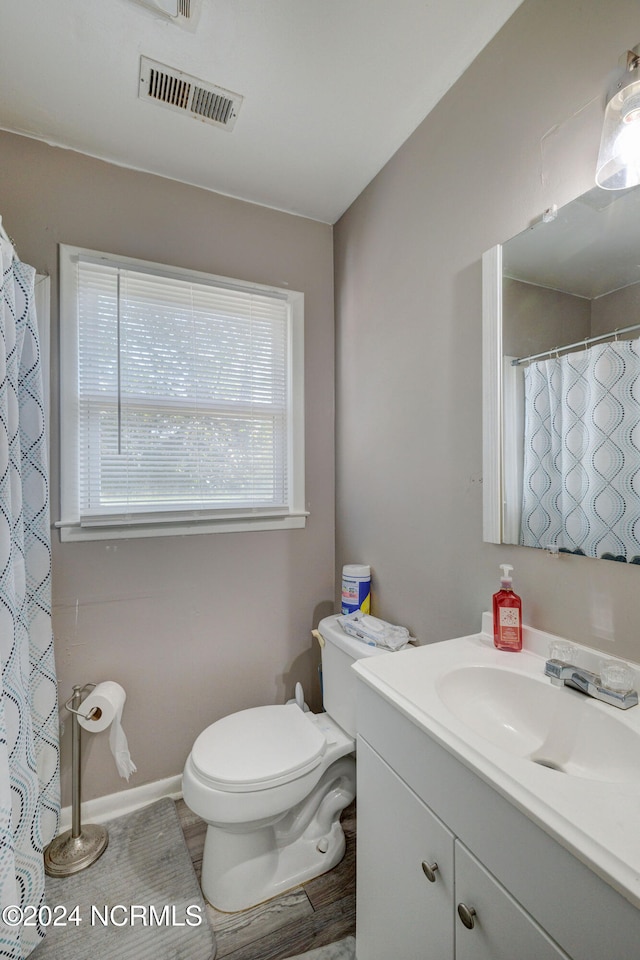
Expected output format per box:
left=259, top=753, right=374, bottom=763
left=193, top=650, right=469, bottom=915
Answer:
left=492, top=564, right=522, bottom=652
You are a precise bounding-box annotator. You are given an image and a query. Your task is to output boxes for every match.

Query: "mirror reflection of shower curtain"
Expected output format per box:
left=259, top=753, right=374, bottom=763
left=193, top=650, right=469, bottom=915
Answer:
left=520, top=337, right=640, bottom=562
left=0, top=235, right=60, bottom=958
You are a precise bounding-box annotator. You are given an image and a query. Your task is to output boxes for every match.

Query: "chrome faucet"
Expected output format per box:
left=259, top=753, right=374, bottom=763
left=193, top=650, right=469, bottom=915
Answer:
left=544, top=659, right=639, bottom=710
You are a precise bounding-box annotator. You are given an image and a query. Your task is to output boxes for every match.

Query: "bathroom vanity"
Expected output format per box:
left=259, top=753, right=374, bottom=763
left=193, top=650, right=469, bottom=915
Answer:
left=353, top=615, right=640, bottom=960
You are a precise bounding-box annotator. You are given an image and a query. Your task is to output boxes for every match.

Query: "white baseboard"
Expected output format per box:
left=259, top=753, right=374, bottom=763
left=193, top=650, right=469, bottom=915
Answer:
left=58, top=774, right=183, bottom=834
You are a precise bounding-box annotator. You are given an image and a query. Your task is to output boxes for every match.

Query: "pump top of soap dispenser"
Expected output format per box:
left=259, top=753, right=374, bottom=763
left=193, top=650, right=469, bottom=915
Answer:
left=499, top=564, right=513, bottom=588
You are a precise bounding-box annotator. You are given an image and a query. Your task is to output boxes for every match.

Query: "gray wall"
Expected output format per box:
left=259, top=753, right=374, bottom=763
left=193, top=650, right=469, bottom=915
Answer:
left=502, top=278, right=640, bottom=355
left=502, top=279, right=590, bottom=358
left=593, top=282, right=640, bottom=337
left=0, top=131, right=335, bottom=804
left=334, top=0, right=640, bottom=661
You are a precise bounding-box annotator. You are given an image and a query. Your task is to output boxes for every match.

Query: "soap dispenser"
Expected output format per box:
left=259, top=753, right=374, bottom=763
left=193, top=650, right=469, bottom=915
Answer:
left=492, top=564, right=522, bottom=652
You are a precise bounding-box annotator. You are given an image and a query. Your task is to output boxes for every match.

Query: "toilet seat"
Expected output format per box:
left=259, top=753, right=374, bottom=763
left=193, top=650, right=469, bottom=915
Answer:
left=190, top=703, right=328, bottom=793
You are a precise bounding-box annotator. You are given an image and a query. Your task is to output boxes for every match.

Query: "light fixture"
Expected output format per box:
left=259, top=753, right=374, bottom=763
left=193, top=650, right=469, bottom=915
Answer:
left=596, top=47, right=640, bottom=190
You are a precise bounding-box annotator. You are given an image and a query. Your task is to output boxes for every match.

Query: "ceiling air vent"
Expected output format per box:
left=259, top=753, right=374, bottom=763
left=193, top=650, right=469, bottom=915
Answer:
left=139, top=57, right=243, bottom=131
left=129, top=0, right=197, bottom=23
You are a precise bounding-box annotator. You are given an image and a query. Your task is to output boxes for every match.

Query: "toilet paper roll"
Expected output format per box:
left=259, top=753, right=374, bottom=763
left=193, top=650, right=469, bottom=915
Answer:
left=78, top=681, right=137, bottom=781
left=78, top=681, right=125, bottom=732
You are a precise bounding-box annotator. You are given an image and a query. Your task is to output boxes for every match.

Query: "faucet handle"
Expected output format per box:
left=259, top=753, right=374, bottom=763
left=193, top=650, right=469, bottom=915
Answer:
left=548, top=640, right=576, bottom=663
left=599, top=659, right=636, bottom=695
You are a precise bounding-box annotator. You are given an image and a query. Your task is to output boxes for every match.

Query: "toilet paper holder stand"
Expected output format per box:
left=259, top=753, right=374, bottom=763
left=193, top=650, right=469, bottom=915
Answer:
left=44, top=683, right=109, bottom=877
left=64, top=683, right=101, bottom=722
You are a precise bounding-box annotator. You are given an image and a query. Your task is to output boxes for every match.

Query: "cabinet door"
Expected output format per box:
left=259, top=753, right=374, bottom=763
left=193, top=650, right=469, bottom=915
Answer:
left=454, top=841, right=570, bottom=960
left=356, top=737, right=455, bottom=960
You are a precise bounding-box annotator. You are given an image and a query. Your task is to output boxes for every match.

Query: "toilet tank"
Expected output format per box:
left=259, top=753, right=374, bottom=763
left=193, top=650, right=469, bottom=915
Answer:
left=318, top=614, right=389, bottom=737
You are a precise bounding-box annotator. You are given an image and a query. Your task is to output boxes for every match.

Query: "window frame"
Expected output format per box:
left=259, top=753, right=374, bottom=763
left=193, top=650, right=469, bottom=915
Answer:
left=58, top=244, right=306, bottom=542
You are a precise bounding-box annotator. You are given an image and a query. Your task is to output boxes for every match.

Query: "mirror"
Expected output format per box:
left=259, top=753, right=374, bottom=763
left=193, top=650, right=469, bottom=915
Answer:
left=483, top=183, right=640, bottom=560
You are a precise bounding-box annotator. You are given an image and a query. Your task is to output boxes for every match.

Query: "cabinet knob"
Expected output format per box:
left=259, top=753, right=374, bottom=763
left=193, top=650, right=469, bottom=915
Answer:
left=457, top=902, right=477, bottom=930
left=421, top=860, right=439, bottom=883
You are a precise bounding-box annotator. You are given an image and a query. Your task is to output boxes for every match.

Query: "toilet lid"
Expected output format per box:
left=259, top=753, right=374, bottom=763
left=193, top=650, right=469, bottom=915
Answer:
left=191, top=703, right=328, bottom=792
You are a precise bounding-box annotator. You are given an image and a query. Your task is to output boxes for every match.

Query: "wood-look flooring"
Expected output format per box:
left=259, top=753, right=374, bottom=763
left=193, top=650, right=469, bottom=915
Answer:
left=177, top=799, right=356, bottom=960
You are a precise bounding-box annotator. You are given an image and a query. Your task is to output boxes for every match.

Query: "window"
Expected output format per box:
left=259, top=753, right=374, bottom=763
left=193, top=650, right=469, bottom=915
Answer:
left=59, top=246, right=305, bottom=541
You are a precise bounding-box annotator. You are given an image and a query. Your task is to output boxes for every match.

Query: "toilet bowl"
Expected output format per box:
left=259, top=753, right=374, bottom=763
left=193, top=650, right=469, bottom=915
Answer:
left=182, top=614, right=388, bottom=912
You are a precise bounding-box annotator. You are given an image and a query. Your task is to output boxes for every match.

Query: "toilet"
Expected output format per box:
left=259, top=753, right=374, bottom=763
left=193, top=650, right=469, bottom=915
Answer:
left=182, top=613, right=388, bottom=912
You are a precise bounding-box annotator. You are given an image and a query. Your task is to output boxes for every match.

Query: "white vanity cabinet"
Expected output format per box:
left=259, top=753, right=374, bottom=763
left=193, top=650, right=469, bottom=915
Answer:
left=354, top=673, right=640, bottom=960
left=357, top=738, right=569, bottom=960
left=453, top=840, right=568, bottom=960
left=357, top=737, right=454, bottom=959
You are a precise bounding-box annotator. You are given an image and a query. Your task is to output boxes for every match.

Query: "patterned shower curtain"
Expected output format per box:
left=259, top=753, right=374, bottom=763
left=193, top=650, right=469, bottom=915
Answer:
left=0, top=237, right=59, bottom=958
left=521, top=337, right=640, bottom=562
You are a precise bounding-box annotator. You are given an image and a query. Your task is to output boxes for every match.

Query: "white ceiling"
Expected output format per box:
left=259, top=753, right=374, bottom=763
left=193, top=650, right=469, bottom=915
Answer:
left=503, top=185, right=640, bottom=299
left=0, top=0, right=523, bottom=224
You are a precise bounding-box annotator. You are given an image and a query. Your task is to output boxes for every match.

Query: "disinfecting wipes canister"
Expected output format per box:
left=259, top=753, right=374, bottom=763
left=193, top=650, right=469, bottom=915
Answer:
left=341, top=564, right=371, bottom=615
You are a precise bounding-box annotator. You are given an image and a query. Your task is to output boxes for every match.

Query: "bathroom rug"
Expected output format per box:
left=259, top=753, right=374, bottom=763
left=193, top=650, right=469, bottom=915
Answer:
left=31, top=797, right=216, bottom=960
left=284, top=936, right=356, bottom=960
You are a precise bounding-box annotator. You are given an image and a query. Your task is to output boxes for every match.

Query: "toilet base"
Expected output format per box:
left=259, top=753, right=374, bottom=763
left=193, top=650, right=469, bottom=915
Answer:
left=201, top=756, right=355, bottom=912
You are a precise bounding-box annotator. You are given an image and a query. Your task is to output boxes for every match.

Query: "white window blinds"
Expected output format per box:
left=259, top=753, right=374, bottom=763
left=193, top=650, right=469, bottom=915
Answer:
left=60, top=248, right=305, bottom=538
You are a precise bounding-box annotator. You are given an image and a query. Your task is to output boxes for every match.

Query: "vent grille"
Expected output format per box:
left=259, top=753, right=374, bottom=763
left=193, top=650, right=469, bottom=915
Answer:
left=130, top=0, right=194, bottom=21
left=139, top=57, right=242, bottom=131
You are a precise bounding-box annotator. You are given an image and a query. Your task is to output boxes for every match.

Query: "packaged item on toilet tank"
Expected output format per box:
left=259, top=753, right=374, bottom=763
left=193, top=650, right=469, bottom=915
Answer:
left=341, top=564, right=371, bottom=615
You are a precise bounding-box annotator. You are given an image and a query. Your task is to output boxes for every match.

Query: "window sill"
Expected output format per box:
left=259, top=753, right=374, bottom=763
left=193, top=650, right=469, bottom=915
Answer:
left=56, top=513, right=308, bottom=542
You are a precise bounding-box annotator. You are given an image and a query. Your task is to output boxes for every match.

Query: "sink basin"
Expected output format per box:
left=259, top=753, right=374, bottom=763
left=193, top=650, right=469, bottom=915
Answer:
left=436, top=665, right=640, bottom=784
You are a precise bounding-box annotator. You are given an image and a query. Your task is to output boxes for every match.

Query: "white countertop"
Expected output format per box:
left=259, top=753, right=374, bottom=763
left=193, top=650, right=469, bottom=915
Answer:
left=353, top=613, right=640, bottom=909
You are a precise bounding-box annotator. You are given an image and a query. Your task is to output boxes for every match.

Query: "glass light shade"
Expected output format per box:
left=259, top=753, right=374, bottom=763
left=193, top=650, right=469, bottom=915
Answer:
left=596, top=59, right=640, bottom=190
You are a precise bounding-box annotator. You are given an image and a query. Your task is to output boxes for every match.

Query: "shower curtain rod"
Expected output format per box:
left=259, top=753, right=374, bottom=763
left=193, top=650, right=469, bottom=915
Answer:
left=511, top=321, right=640, bottom=366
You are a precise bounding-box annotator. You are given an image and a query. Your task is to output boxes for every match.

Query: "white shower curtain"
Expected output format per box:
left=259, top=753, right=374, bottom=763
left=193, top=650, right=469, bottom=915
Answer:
left=0, top=236, right=59, bottom=958
left=521, top=337, right=640, bottom=562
